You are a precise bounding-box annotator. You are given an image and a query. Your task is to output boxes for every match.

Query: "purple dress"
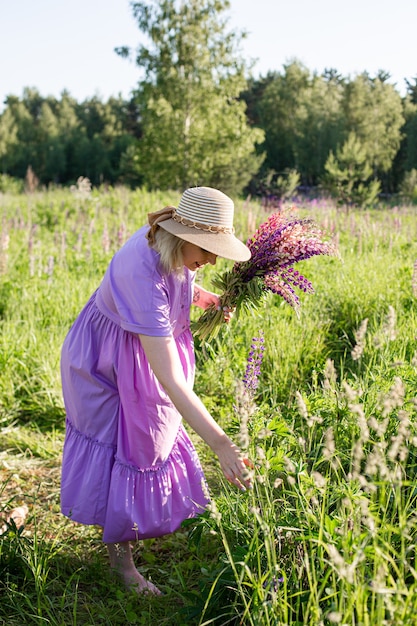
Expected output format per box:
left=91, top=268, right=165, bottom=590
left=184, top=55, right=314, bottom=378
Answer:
left=60, top=226, right=209, bottom=543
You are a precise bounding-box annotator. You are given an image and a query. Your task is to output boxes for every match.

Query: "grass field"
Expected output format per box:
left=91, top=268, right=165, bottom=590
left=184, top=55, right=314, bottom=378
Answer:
left=1, top=186, right=417, bottom=625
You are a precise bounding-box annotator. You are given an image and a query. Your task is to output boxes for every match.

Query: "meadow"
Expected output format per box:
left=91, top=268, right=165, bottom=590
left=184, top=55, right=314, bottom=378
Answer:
left=0, top=184, right=417, bottom=625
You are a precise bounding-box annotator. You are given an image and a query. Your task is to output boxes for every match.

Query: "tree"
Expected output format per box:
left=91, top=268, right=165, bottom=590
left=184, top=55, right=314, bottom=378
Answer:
left=253, top=61, right=345, bottom=186
left=322, top=132, right=381, bottom=207
left=342, top=73, right=404, bottom=187
left=0, top=105, right=18, bottom=173
left=397, top=84, right=417, bottom=177
left=292, top=69, right=345, bottom=184
left=116, top=0, right=264, bottom=194
left=255, top=62, right=311, bottom=176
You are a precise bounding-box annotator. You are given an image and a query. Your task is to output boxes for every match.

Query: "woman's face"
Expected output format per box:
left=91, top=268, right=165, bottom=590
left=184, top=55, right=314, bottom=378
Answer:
left=182, top=242, right=217, bottom=271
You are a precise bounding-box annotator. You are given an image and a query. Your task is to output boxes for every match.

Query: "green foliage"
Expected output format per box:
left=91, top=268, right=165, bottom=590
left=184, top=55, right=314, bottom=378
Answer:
left=322, top=132, right=381, bottom=207
left=402, top=98, right=417, bottom=174
left=275, top=168, right=300, bottom=200
left=399, top=168, right=417, bottom=204
left=342, top=73, right=405, bottom=176
left=254, top=167, right=301, bottom=202
left=0, top=174, right=24, bottom=194
left=253, top=61, right=346, bottom=186
left=187, top=359, right=417, bottom=625
left=247, top=64, right=406, bottom=195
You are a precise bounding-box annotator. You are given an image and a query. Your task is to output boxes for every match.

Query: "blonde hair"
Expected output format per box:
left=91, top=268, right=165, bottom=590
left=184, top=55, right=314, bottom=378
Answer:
left=150, top=227, right=185, bottom=275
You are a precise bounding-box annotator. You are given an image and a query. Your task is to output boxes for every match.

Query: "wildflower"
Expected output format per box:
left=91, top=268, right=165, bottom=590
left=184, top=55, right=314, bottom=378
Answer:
left=381, top=376, right=405, bottom=418
left=46, top=255, right=54, bottom=283
left=0, top=230, right=9, bottom=275
left=102, top=225, right=110, bottom=254
left=383, top=305, right=397, bottom=341
left=322, top=427, right=336, bottom=462
left=367, top=415, right=389, bottom=438
left=351, top=318, right=368, bottom=361
left=365, top=445, right=389, bottom=480
left=323, top=358, right=337, bottom=391
left=263, top=574, right=284, bottom=594
left=295, top=390, right=308, bottom=421
left=28, top=226, right=36, bottom=277
left=342, top=381, right=360, bottom=403
left=388, top=408, right=411, bottom=462
left=296, top=390, right=323, bottom=427
left=117, top=223, right=127, bottom=247
left=70, top=176, right=92, bottom=199
left=311, top=470, right=326, bottom=489
left=326, top=544, right=364, bottom=584
left=235, top=332, right=265, bottom=451
left=242, top=332, right=265, bottom=395
left=60, top=231, right=67, bottom=261
left=327, top=612, right=342, bottom=624
left=374, top=305, right=397, bottom=347
left=206, top=498, right=222, bottom=523
left=193, top=209, right=337, bottom=339
left=412, top=259, right=417, bottom=297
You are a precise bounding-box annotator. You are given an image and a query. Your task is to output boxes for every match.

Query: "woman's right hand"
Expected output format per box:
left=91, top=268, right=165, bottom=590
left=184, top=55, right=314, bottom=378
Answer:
left=213, top=436, right=253, bottom=491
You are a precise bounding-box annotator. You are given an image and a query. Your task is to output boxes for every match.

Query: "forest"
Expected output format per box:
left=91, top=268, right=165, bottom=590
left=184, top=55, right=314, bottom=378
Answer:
left=1, top=0, right=417, bottom=205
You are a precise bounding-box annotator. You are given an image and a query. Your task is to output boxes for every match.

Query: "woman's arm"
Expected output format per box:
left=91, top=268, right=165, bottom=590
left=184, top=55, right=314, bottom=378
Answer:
left=192, top=284, right=219, bottom=310
left=138, top=334, right=251, bottom=490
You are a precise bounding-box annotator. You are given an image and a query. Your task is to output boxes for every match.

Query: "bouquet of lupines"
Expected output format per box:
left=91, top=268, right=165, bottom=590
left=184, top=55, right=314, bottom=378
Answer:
left=192, top=209, right=337, bottom=340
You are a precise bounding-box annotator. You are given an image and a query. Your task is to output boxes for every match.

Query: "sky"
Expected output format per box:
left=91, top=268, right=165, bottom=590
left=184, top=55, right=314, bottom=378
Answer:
left=1, top=0, right=416, bottom=112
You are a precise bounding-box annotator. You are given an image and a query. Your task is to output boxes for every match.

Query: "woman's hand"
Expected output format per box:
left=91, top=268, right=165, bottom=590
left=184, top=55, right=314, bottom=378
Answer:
left=213, top=436, right=252, bottom=491
left=193, top=285, right=234, bottom=323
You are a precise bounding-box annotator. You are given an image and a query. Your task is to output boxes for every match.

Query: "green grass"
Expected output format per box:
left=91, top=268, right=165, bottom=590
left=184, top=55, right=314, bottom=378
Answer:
left=1, top=187, right=417, bottom=624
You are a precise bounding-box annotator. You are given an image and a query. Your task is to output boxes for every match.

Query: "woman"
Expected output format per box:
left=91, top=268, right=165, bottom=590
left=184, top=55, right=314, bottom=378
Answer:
left=60, top=186, right=252, bottom=594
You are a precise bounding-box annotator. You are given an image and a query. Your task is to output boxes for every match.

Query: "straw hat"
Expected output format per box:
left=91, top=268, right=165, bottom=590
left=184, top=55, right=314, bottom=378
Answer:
left=147, top=187, right=251, bottom=262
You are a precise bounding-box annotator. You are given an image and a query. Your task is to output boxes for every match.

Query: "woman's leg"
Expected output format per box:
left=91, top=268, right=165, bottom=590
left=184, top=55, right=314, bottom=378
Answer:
left=107, top=542, right=161, bottom=595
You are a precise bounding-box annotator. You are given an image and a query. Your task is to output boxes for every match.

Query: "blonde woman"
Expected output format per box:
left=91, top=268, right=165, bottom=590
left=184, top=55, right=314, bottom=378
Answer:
left=60, top=187, right=252, bottom=594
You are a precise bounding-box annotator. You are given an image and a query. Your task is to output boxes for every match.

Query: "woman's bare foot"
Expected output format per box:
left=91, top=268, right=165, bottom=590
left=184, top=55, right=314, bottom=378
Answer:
left=122, top=568, right=162, bottom=596
left=107, top=541, right=161, bottom=596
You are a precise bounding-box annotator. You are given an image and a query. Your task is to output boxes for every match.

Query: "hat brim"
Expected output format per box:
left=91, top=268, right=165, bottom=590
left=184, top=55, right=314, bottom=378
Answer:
left=158, top=218, right=251, bottom=262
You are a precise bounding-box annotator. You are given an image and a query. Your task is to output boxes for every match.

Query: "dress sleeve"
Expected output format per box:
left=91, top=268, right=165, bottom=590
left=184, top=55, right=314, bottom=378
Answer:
left=97, top=229, right=173, bottom=336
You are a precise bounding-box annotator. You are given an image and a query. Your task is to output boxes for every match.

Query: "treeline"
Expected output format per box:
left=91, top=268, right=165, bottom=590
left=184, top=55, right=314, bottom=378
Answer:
left=0, top=90, right=140, bottom=188
left=244, top=64, right=417, bottom=203
left=2, top=64, right=417, bottom=201
left=1, top=0, right=417, bottom=204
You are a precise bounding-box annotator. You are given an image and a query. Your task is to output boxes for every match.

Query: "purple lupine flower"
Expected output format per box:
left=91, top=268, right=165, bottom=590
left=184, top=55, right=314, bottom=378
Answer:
left=193, top=208, right=338, bottom=340
left=235, top=213, right=335, bottom=285
left=263, top=575, right=284, bottom=593
left=243, top=332, right=265, bottom=394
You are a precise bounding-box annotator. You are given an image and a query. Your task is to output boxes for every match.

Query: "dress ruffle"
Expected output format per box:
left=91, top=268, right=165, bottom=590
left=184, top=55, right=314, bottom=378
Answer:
left=61, top=419, right=209, bottom=543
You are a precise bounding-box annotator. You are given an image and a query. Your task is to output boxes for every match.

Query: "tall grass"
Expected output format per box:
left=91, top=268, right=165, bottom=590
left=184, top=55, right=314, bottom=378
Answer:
left=0, top=187, right=416, bottom=624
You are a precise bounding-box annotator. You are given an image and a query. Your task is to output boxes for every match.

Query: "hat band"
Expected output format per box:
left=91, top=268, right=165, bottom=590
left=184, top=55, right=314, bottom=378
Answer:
left=172, top=210, right=235, bottom=235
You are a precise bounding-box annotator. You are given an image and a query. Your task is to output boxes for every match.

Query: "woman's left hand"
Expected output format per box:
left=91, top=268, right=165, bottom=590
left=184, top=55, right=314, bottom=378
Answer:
left=193, top=285, right=234, bottom=322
